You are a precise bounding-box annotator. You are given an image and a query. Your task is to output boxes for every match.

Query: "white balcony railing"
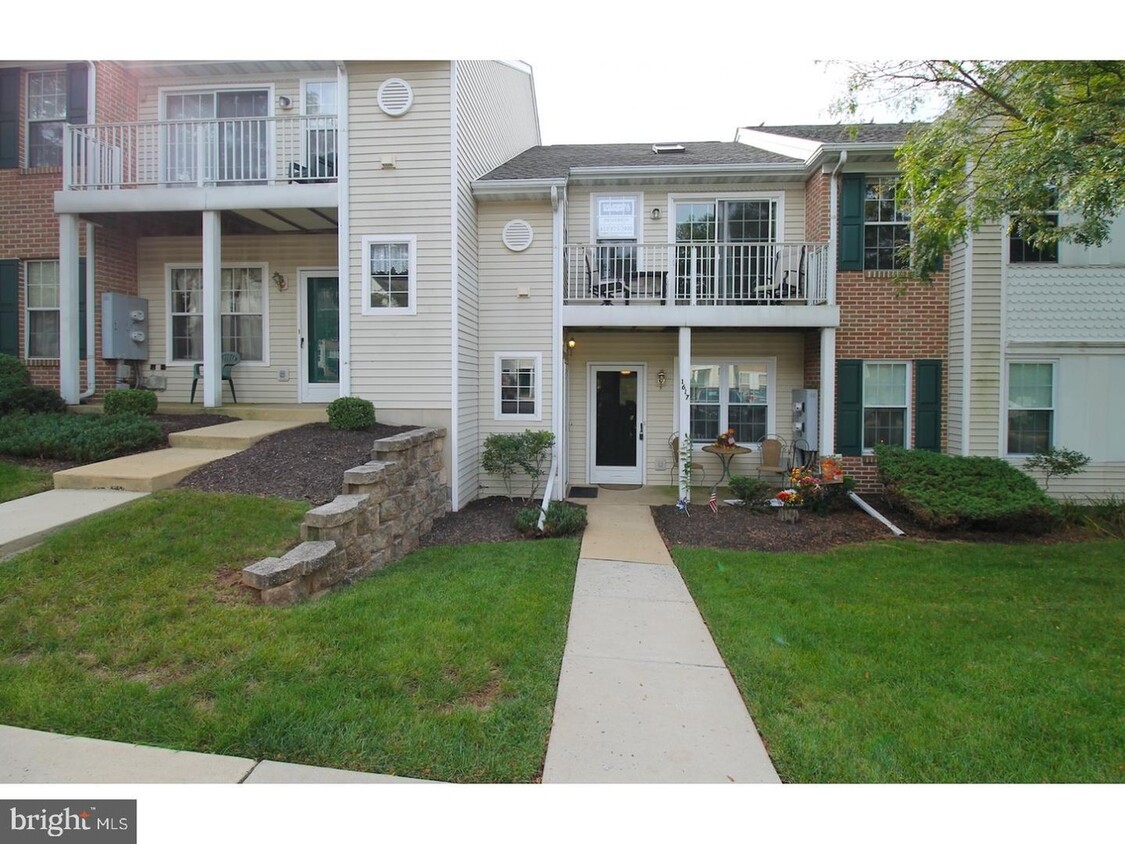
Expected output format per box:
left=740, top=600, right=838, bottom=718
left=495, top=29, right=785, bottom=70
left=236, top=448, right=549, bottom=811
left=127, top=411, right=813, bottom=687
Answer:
left=63, top=115, right=338, bottom=190
left=564, top=242, right=830, bottom=306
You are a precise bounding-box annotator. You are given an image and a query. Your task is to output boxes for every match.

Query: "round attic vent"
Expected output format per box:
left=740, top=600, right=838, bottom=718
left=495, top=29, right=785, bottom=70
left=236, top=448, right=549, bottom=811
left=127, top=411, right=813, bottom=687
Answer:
left=502, top=219, right=534, bottom=252
left=377, top=78, right=414, bottom=117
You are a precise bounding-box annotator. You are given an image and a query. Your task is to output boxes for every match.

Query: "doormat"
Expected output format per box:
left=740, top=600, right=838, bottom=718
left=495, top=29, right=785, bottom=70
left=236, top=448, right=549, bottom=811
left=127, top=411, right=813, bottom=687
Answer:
left=568, top=486, right=598, bottom=498
left=599, top=484, right=643, bottom=491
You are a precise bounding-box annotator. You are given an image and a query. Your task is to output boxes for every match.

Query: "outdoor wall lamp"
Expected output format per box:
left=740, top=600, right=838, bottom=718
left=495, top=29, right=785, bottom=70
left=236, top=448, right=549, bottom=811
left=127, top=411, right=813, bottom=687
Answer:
left=651, top=207, right=661, bottom=220
left=565, top=336, right=576, bottom=361
left=272, top=272, right=288, bottom=292
left=657, top=369, right=666, bottom=389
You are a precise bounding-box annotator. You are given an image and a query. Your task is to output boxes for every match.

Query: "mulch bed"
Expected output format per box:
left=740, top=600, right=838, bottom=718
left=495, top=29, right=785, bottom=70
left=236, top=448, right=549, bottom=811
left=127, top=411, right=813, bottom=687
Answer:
left=419, top=497, right=531, bottom=547
left=176, top=422, right=416, bottom=505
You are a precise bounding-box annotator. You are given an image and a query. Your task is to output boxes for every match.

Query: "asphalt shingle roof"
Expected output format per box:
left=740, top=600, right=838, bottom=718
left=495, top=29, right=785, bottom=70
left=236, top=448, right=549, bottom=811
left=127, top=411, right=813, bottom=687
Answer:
left=478, top=142, right=802, bottom=182
left=744, top=123, right=929, bottom=144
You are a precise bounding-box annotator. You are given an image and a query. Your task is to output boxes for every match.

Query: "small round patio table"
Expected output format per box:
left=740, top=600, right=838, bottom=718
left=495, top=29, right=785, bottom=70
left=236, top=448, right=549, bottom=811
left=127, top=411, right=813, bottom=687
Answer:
left=701, top=444, right=752, bottom=487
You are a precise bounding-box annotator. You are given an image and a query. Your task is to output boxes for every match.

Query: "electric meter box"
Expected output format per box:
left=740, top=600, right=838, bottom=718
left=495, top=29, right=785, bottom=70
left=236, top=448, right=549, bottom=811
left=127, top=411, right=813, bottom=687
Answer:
left=101, top=293, right=149, bottom=360
left=792, top=389, right=819, bottom=448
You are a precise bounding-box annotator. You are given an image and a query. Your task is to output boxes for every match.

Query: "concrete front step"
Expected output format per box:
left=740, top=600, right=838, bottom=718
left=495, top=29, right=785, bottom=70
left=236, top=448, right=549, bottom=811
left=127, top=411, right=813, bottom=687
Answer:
left=168, top=419, right=305, bottom=450
left=53, top=447, right=241, bottom=492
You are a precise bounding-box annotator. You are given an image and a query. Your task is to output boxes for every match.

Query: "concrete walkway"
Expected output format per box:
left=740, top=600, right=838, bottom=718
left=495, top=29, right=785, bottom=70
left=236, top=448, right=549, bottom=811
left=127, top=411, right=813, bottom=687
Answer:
left=542, top=487, right=781, bottom=783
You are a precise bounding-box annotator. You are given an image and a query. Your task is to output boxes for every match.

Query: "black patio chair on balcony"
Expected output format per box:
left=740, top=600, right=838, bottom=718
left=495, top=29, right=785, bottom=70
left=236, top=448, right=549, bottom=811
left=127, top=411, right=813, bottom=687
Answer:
left=585, top=247, right=627, bottom=304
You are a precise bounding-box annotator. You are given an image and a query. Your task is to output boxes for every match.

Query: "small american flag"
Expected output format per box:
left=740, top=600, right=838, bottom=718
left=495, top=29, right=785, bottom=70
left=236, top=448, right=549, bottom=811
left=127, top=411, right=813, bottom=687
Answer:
left=708, top=489, right=718, bottom=514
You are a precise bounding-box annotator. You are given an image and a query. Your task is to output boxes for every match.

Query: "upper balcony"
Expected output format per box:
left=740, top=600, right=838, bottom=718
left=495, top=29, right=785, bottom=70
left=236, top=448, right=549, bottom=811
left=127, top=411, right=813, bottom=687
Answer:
left=563, top=241, right=838, bottom=328
left=56, top=116, right=339, bottom=219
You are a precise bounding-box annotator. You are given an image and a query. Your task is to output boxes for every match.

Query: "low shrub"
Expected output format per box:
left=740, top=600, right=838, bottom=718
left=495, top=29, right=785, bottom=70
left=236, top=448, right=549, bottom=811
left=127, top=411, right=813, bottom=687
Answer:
left=0, top=385, right=67, bottom=416
left=483, top=429, right=555, bottom=501
left=103, top=388, right=158, bottom=416
left=874, top=444, right=1060, bottom=533
left=0, top=413, right=163, bottom=462
left=327, top=396, right=376, bottom=430
left=728, top=475, right=772, bottom=505
left=1060, top=495, right=1125, bottom=539
left=515, top=501, right=587, bottom=538
left=0, top=354, right=31, bottom=393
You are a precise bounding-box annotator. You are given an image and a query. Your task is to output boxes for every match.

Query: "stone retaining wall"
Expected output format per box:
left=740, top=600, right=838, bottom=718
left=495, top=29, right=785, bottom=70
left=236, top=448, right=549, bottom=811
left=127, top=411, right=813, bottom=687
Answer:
left=242, top=427, right=448, bottom=605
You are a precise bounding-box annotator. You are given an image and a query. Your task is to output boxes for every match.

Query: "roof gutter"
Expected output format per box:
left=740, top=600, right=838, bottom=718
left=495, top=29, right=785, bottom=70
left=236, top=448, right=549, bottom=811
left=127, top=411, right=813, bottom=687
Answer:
left=471, top=177, right=567, bottom=199
left=566, top=162, right=807, bottom=181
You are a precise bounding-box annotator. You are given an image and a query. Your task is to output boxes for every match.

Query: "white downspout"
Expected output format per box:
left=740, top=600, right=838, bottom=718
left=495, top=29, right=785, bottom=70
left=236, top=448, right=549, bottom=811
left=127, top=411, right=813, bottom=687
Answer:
left=551, top=184, right=565, bottom=501
left=79, top=222, right=97, bottom=399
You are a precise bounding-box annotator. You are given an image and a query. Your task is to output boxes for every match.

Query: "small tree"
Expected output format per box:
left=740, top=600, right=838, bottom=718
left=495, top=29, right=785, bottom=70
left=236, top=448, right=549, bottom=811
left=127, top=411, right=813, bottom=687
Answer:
left=1022, top=446, right=1090, bottom=491
left=482, top=429, right=555, bottom=502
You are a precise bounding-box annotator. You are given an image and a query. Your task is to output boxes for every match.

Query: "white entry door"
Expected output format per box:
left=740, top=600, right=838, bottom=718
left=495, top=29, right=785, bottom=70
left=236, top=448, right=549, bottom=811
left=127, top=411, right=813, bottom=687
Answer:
left=588, top=364, right=646, bottom=485
left=298, top=271, right=341, bottom=403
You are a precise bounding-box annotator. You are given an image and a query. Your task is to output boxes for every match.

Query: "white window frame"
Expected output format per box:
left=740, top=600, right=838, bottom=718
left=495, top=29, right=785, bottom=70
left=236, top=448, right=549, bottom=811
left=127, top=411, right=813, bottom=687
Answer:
left=494, top=352, right=542, bottom=422
left=1005, top=359, right=1057, bottom=456
left=25, top=259, right=60, bottom=359
left=684, top=358, right=776, bottom=448
left=164, top=263, right=270, bottom=366
left=863, top=176, right=911, bottom=272
left=668, top=191, right=786, bottom=243
left=361, top=234, right=417, bottom=316
left=26, top=68, right=67, bottom=169
left=861, top=360, right=911, bottom=452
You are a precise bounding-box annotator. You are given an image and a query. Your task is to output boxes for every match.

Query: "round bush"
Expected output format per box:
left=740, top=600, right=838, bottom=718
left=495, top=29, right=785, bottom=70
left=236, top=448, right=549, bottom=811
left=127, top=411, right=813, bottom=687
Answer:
left=103, top=388, right=158, bottom=416
left=327, top=397, right=376, bottom=430
left=0, top=354, right=31, bottom=393
left=0, top=385, right=67, bottom=416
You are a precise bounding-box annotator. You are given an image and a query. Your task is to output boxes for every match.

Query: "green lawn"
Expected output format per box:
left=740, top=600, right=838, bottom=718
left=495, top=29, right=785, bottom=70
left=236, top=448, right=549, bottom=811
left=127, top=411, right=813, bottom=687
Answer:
left=0, top=460, right=52, bottom=503
left=675, top=539, right=1124, bottom=783
left=0, top=490, right=578, bottom=782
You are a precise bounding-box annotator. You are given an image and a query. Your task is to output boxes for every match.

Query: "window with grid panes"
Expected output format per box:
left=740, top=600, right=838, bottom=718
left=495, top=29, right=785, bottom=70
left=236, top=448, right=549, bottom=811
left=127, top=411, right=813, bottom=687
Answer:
left=25, top=260, right=60, bottom=358
left=863, top=362, right=909, bottom=448
left=864, top=177, right=910, bottom=270
left=169, top=266, right=264, bottom=361
left=27, top=70, right=66, bottom=168
left=365, top=237, right=414, bottom=312
left=689, top=362, right=769, bottom=444
left=498, top=356, right=538, bottom=418
left=1007, top=362, right=1054, bottom=454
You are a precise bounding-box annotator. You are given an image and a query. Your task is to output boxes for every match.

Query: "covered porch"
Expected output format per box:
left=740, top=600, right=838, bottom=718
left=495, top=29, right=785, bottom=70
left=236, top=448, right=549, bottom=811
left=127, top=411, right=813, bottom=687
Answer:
left=559, top=326, right=837, bottom=501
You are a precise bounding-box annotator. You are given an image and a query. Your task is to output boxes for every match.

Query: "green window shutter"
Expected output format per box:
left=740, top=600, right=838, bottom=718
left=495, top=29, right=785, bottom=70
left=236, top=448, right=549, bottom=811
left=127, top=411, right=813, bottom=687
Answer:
left=0, top=260, right=19, bottom=356
left=0, top=67, right=19, bottom=169
left=836, top=359, right=863, bottom=456
left=914, top=359, right=942, bottom=452
left=78, top=257, right=87, bottom=359
left=838, top=174, right=864, bottom=271
left=66, top=63, right=88, bottom=125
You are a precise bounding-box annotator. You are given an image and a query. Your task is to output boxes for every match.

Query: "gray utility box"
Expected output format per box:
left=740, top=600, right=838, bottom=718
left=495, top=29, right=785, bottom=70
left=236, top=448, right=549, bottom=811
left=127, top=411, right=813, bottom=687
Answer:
left=792, top=388, right=819, bottom=449
left=101, top=293, right=149, bottom=360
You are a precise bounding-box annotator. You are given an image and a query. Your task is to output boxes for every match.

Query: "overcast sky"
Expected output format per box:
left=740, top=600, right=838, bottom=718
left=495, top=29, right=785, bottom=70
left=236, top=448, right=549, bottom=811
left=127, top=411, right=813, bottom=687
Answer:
left=49, top=0, right=1104, bottom=149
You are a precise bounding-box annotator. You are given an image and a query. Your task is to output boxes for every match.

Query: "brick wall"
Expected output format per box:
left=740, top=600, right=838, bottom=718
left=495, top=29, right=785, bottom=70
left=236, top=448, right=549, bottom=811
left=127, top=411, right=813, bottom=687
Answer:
left=1, top=62, right=141, bottom=399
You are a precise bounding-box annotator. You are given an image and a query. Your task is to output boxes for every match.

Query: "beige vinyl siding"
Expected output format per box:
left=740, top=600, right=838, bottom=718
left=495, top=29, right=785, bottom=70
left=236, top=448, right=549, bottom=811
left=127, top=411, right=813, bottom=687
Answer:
left=564, top=330, right=806, bottom=488
left=968, top=222, right=1003, bottom=456
left=453, top=61, right=540, bottom=507
left=947, top=240, right=967, bottom=454
left=347, top=62, right=453, bottom=411
left=476, top=203, right=554, bottom=498
left=136, top=234, right=336, bottom=403
left=566, top=183, right=807, bottom=244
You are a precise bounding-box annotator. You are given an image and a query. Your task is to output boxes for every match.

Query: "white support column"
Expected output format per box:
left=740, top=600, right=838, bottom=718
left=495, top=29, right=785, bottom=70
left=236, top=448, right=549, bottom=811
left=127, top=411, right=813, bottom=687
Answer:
left=201, top=211, right=222, bottom=407
left=819, top=327, right=837, bottom=456
left=58, top=214, right=81, bottom=405
left=677, top=326, right=692, bottom=502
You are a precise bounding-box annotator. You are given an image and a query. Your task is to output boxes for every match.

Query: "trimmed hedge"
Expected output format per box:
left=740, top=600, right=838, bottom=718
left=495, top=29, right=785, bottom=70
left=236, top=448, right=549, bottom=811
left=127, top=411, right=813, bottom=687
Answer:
left=0, top=354, right=31, bottom=394
left=327, top=396, right=376, bottom=431
left=0, top=413, right=163, bottom=462
left=104, top=388, right=158, bottom=416
left=0, top=385, right=67, bottom=416
left=874, top=444, right=1060, bottom=533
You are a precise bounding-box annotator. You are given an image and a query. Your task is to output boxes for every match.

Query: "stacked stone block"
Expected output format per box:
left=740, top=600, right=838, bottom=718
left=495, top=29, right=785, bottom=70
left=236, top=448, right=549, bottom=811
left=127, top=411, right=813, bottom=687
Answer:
left=241, top=427, right=449, bottom=605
